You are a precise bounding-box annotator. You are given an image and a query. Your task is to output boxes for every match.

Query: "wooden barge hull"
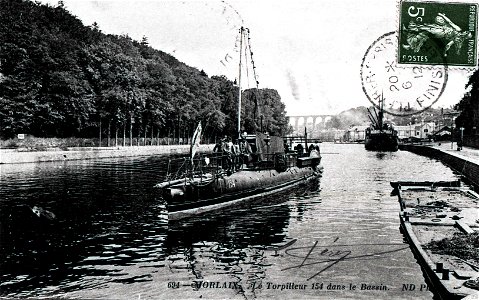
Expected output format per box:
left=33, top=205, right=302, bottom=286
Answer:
left=393, top=182, right=479, bottom=300
left=399, top=216, right=477, bottom=299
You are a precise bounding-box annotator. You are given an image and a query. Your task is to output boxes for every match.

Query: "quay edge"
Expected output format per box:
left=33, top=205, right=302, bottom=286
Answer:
left=0, top=144, right=214, bottom=164
left=399, top=144, right=479, bottom=188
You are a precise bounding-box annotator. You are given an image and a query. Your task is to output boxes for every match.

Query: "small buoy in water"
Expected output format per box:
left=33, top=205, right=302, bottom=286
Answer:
left=31, top=206, right=56, bottom=220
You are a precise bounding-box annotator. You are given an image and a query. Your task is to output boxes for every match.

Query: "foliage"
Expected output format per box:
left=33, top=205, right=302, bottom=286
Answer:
left=0, top=0, right=289, bottom=140
left=455, top=69, right=479, bottom=135
left=242, top=88, right=288, bottom=136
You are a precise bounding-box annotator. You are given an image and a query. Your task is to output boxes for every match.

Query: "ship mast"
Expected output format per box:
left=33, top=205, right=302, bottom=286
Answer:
left=237, top=27, right=259, bottom=139
left=237, top=26, right=244, bottom=140
left=378, top=91, right=384, bottom=130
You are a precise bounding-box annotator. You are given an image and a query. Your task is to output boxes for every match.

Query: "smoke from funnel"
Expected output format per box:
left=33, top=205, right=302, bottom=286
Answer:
left=286, top=69, right=301, bottom=101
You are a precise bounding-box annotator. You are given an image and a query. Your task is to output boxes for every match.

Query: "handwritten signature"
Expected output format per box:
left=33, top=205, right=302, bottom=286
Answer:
left=267, top=237, right=409, bottom=280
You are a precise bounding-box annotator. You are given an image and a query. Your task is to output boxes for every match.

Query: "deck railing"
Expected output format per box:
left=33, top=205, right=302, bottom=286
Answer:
left=165, top=152, right=302, bottom=182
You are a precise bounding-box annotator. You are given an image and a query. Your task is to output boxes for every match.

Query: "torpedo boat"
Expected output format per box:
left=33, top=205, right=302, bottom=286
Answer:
left=156, top=132, right=322, bottom=220
left=155, top=27, right=322, bottom=220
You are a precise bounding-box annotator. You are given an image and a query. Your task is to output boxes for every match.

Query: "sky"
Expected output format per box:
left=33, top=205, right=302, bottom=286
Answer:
left=40, top=0, right=476, bottom=116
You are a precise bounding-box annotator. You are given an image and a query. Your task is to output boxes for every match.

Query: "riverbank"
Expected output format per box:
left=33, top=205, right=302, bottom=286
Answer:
left=0, top=144, right=214, bottom=164
left=400, top=143, right=479, bottom=188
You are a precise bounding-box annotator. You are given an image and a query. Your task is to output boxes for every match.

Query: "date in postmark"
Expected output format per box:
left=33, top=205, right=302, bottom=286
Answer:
left=361, top=32, right=447, bottom=116
left=398, top=1, right=478, bottom=67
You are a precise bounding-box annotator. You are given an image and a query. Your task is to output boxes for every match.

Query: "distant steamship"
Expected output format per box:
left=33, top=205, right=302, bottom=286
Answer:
left=365, top=93, right=399, bottom=152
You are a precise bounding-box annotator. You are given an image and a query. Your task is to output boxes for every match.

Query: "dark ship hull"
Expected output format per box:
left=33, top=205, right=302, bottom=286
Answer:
left=365, top=93, right=399, bottom=152
left=364, top=131, right=399, bottom=151
left=157, top=157, right=322, bottom=220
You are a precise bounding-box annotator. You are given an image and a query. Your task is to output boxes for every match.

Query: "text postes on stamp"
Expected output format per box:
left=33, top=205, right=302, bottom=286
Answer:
left=398, top=1, right=478, bottom=67
left=361, top=32, right=447, bottom=116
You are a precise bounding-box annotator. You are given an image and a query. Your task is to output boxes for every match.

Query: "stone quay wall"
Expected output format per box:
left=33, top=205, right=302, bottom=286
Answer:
left=400, top=144, right=479, bottom=188
left=0, top=144, right=214, bottom=164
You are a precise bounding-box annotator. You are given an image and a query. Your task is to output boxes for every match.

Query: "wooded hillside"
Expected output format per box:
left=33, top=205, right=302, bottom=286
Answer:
left=0, top=0, right=289, bottom=141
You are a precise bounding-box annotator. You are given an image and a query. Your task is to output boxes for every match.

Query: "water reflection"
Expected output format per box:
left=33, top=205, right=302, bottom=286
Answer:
left=165, top=179, right=320, bottom=253
left=0, top=157, right=168, bottom=296
left=0, top=144, right=461, bottom=299
left=160, top=183, right=321, bottom=299
left=0, top=157, right=319, bottom=298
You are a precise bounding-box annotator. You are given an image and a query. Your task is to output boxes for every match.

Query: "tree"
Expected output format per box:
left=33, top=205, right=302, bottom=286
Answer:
left=0, top=0, right=291, bottom=142
left=455, top=70, right=479, bottom=135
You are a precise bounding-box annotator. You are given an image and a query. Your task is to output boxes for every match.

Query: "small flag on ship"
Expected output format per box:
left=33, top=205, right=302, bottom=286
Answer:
left=190, top=122, right=202, bottom=164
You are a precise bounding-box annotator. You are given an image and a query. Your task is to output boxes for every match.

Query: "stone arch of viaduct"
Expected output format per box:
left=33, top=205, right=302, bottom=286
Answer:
left=288, top=115, right=334, bottom=133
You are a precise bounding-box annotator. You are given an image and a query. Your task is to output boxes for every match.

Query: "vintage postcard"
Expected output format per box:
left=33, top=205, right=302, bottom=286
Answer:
left=1, top=0, right=478, bottom=300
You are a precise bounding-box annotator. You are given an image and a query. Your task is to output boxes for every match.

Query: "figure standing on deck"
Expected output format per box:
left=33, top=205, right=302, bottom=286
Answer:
left=213, top=141, right=221, bottom=154
left=295, top=143, right=304, bottom=157
left=239, top=136, right=252, bottom=167
left=310, top=144, right=320, bottom=158
left=221, top=137, right=234, bottom=174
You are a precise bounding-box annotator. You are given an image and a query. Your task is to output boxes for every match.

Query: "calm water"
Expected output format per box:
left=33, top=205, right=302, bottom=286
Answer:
left=0, top=143, right=462, bottom=299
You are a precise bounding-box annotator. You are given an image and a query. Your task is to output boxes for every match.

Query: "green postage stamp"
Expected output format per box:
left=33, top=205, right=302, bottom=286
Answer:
left=398, top=1, right=478, bottom=67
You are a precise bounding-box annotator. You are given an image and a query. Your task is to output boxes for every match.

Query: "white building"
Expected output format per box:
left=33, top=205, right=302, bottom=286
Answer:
left=344, top=125, right=368, bottom=142
left=395, top=122, right=436, bottom=140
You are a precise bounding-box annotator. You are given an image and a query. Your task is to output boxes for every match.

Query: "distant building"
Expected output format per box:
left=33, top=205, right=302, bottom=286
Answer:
left=431, top=126, right=451, bottom=141
left=344, top=125, right=368, bottom=142
left=395, top=122, right=436, bottom=140
left=317, top=129, right=344, bottom=142
left=395, top=125, right=414, bottom=140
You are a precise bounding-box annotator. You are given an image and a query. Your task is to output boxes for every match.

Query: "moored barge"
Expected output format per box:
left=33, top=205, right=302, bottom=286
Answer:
left=391, top=181, right=479, bottom=299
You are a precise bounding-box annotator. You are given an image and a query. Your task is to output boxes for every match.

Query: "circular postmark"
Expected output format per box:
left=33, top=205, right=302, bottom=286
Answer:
left=360, top=31, right=448, bottom=117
